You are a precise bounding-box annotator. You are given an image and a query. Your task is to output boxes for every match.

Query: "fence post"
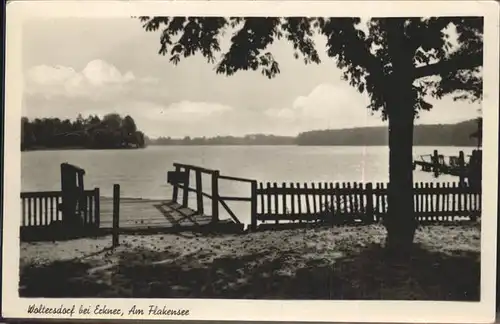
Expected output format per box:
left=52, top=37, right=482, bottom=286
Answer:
left=250, top=180, right=257, bottom=231
left=195, top=169, right=204, bottom=214
left=172, top=164, right=181, bottom=202
left=95, top=188, right=100, bottom=228
left=182, top=167, right=190, bottom=208
left=211, top=170, right=220, bottom=223
left=458, top=151, right=466, bottom=186
left=273, top=182, right=279, bottom=224
left=365, top=183, right=374, bottom=224
left=112, top=184, right=120, bottom=248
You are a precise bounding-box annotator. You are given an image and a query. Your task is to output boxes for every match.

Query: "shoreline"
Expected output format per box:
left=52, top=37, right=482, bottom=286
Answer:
left=21, top=146, right=146, bottom=152
left=21, top=144, right=479, bottom=152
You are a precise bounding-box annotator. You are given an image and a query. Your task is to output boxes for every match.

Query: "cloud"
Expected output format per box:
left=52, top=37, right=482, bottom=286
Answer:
left=266, top=82, right=482, bottom=131
left=140, top=101, right=233, bottom=123
left=136, top=103, right=278, bottom=138
left=266, top=83, right=385, bottom=130
left=418, top=96, right=481, bottom=124
left=24, top=60, right=166, bottom=103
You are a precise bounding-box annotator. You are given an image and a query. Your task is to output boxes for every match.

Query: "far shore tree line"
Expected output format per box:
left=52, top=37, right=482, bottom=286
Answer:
left=21, top=113, right=146, bottom=151
left=148, top=118, right=482, bottom=147
left=22, top=114, right=481, bottom=150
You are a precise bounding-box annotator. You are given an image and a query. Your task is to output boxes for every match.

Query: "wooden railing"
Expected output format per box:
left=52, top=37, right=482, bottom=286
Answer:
left=170, top=163, right=256, bottom=226
left=255, top=181, right=481, bottom=225
left=168, top=164, right=482, bottom=231
left=20, top=188, right=100, bottom=228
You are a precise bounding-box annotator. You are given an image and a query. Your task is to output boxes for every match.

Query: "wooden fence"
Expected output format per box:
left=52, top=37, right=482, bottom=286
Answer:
left=168, top=163, right=481, bottom=231
left=255, top=181, right=481, bottom=226
left=20, top=188, right=100, bottom=228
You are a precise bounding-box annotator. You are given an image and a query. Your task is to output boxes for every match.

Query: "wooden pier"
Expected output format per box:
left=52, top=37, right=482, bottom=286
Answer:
left=413, top=149, right=482, bottom=188
left=97, top=197, right=238, bottom=234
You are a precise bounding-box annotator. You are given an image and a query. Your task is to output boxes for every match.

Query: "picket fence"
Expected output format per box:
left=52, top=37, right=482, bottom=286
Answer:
left=20, top=189, right=100, bottom=228
left=255, top=181, right=481, bottom=225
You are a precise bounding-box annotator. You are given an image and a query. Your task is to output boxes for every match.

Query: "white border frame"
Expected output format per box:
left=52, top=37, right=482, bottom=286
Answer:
left=3, top=1, right=499, bottom=322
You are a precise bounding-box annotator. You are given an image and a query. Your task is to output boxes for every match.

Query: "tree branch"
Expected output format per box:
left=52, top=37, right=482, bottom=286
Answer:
left=414, top=50, right=482, bottom=79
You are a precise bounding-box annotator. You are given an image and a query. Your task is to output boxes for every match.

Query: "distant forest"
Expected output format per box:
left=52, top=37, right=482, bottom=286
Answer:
left=148, top=134, right=295, bottom=146
left=296, top=118, right=482, bottom=146
left=21, top=114, right=146, bottom=151
left=148, top=118, right=482, bottom=147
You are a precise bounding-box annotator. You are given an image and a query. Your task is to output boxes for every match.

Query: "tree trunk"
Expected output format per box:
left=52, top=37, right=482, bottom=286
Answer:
left=381, top=18, right=419, bottom=256
left=384, top=93, right=417, bottom=257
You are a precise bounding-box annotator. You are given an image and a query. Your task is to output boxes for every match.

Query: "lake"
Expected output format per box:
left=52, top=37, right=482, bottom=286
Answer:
left=21, top=145, right=475, bottom=224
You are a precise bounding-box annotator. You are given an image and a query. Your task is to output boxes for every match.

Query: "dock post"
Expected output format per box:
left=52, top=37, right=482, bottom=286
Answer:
left=365, top=183, right=374, bottom=224
left=95, top=188, right=100, bottom=229
left=432, top=149, right=439, bottom=178
left=250, top=180, right=257, bottom=231
left=211, top=170, right=219, bottom=223
left=112, top=184, right=120, bottom=248
left=195, top=169, right=204, bottom=214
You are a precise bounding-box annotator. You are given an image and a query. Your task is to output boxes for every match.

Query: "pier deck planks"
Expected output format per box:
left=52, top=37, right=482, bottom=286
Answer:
left=99, top=198, right=214, bottom=230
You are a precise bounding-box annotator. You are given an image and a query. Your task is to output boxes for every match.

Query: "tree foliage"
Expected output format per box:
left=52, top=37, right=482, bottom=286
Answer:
left=139, top=16, right=483, bottom=117
left=21, top=114, right=146, bottom=151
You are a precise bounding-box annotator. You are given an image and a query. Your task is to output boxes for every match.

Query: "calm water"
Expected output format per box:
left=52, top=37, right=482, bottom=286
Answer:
left=21, top=146, right=474, bottom=224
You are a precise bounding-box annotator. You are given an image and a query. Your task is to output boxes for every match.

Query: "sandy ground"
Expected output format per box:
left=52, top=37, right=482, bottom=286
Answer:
left=19, top=224, right=481, bottom=300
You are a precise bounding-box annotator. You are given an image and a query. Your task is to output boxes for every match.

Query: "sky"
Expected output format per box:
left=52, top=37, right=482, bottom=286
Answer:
left=22, top=18, right=482, bottom=138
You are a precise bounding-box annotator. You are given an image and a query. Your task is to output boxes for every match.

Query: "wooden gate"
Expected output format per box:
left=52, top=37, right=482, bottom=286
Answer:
left=59, top=163, right=87, bottom=227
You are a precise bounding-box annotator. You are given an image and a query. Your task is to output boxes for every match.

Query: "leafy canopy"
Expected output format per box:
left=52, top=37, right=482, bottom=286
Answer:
left=139, top=17, right=483, bottom=119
